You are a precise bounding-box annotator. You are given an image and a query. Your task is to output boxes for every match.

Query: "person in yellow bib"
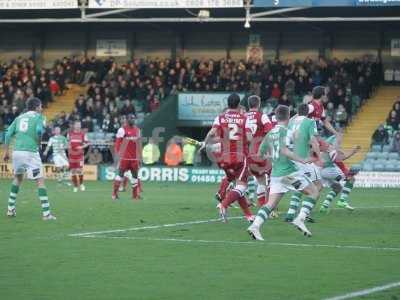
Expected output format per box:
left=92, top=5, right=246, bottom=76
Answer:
left=182, top=140, right=197, bottom=166
left=142, top=138, right=160, bottom=165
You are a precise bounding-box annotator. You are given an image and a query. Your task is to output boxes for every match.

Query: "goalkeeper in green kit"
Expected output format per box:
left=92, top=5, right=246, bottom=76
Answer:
left=3, top=98, right=56, bottom=220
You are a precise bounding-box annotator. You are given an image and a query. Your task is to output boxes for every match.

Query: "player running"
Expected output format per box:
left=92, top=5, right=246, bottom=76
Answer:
left=248, top=105, right=319, bottom=240
left=68, top=121, right=89, bottom=192
left=319, top=136, right=361, bottom=212
left=245, top=95, right=273, bottom=208
left=112, top=115, right=142, bottom=201
left=44, top=126, right=70, bottom=185
left=203, top=93, right=254, bottom=222
left=3, top=98, right=56, bottom=220
left=285, top=103, right=322, bottom=222
left=285, top=86, right=340, bottom=220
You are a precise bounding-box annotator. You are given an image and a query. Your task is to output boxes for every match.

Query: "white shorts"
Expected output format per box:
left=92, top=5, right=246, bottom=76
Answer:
left=12, top=151, right=43, bottom=180
left=294, top=162, right=321, bottom=182
left=270, top=171, right=312, bottom=194
left=53, top=154, right=69, bottom=168
left=321, top=166, right=345, bottom=188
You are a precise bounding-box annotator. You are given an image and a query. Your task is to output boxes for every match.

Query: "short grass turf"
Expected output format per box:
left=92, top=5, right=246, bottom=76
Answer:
left=0, top=180, right=399, bottom=300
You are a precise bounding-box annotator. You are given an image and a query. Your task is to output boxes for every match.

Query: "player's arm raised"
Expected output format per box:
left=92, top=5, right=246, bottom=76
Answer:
left=3, top=118, right=16, bottom=162
left=337, top=145, right=361, bottom=162
left=203, top=116, right=220, bottom=148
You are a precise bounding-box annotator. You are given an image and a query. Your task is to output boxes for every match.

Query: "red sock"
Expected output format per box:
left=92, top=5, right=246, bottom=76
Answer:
left=221, top=189, right=241, bottom=209
left=238, top=196, right=253, bottom=217
left=123, top=176, right=129, bottom=189
left=72, top=175, right=78, bottom=187
left=138, top=179, right=142, bottom=192
left=217, top=177, right=230, bottom=200
left=257, top=193, right=267, bottom=207
left=132, top=179, right=140, bottom=199
left=79, top=174, right=84, bottom=185
left=113, top=179, right=121, bottom=197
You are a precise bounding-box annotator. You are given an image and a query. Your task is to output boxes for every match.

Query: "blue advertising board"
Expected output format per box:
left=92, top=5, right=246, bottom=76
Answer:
left=177, top=93, right=245, bottom=127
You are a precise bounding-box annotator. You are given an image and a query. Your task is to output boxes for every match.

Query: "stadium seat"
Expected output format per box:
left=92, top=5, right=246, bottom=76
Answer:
left=388, top=152, right=399, bottom=160
left=366, top=152, right=377, bottom=160
left=375, top=153, right=388, bottom=160
left=362, top=162, right=374, bottom=171
left=373, top=163, right=385, bottom=171
left=371, top=145, right=382, bottom=152
left=382, top=145, right=391, bottom=152
left=105, top=133, right=115, bottom=141
left=384, top=161, right=397, bottom=172
left=375, top=158, right=388, bottom=165
left=86, top=132, right=95, bottom=141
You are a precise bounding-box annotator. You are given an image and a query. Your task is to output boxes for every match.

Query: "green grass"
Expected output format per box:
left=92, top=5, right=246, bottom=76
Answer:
left=0, top=180, right=399, bottom=300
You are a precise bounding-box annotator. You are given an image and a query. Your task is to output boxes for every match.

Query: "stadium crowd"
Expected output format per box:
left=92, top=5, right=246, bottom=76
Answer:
left=0, top=57, right=68, bottom=131
left=1, top=55, right=381, bottom=164
left=372, top=98, right=400, bottom=153
left=48, top=55, right=380, bottom=135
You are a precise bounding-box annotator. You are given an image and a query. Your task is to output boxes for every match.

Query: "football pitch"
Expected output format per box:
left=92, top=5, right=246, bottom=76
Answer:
left=0, top=180, right=399, bottom=300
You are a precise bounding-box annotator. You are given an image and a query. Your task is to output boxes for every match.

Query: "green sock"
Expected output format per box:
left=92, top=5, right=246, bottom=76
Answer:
left=247, top=177, right=256, bottom=204
left=253, top=205, right=272, bottom=227
left=340, top=181, right=353, bottom=203
left=299, top=197, right=317, bottom=219
left=38, top=188, right=51, bottom=217
left=322, top=190, right=337, bottom=208
left=287, top=192, right=302, bottom=216
left=8, top=184, right=19, bottom=211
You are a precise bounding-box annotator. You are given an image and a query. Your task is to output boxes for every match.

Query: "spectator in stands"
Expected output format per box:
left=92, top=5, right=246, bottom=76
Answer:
left=335, top=104, right=348, bottom=128
left=386, top=110, right=399, bottom=131
left=391, top=132, right=400, bottom=154
left=182, top=140, right=197, bottom=166
left=88, top=148, right=103, bottom=165
left=164, top=137, right=183, bottom=167
left=372, top=124, right=389, bottom=149
left=142, top=138, right=161, bottom=165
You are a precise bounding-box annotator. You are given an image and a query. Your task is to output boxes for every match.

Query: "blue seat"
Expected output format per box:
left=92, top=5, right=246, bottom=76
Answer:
left=388, top=152, right=399, bottom=160
left=366, top=152, right=377, bottom=160
left=373, top=163, right=385, bottom=172
left=383, top=145, right=391, bottom=153
left=375, top=153, right=388, bottom=160
left=362, top=162, right=374, bottom=171
left=384, top=162, right=397, bottom=172
left=371, top=145, right=381, bottom=152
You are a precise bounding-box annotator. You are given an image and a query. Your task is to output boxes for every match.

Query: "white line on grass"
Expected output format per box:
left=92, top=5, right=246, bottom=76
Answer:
left=77, top=235, right=400, bottom=252
left=323, top=280, right=400, bottom=300
left=69, top=216, right=243, bottom=237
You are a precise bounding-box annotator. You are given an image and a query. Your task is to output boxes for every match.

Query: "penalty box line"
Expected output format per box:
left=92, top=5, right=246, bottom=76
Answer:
left=77, top=235, right=400, bottom=252
left=323, top=280, right=400, bottom=300
left=69, top=216, right=244, bottom=237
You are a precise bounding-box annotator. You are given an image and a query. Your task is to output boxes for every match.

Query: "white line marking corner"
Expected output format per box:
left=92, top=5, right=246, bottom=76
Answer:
left=323, top=280, right=400, bottom=300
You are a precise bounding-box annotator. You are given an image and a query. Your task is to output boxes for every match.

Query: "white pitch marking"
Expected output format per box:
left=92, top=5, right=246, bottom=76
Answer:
left=77, top=235, right=400, bottom=252
left=69, top=216, right=244, bottom=237
left=323, top=281, right=400, bottom=300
